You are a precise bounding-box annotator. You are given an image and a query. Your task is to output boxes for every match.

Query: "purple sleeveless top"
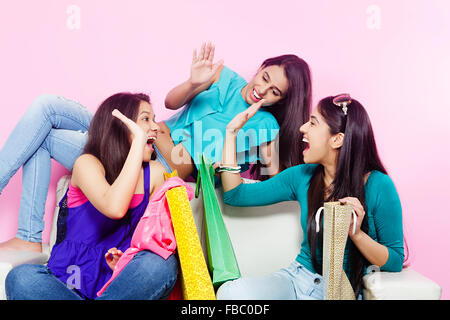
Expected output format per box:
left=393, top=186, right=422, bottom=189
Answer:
left=47, top=163, right=150, bottom=300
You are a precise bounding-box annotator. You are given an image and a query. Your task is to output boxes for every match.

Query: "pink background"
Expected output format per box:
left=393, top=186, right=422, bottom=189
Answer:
left=1, top=0, right=449, bottom=298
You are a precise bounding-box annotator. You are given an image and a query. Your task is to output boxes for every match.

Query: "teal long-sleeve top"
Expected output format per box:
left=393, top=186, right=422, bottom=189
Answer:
left=223, top=164, right=404, bottom=276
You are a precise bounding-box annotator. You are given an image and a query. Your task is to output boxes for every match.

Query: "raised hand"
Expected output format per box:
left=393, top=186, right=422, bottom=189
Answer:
left=190, top=42, right=224, bottom=87
left=226, top=99, right=265, bottom=135
left=112, top=109, right=147, bottom=146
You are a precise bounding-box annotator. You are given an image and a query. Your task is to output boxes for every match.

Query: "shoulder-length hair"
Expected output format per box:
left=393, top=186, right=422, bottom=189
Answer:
left=82, top=92, right=152, bottom=185
left=251, top=54, right=312, bottom=180
left=306, top=96, right=388, bottom=295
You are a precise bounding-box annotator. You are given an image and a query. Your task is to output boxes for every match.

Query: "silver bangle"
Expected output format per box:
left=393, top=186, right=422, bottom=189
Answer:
left=217, top=165, right=241, bottom=173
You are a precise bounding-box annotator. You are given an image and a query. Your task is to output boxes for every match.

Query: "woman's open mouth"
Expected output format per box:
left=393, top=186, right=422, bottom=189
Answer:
left=146, top=136, right=156, bottom=149
left=250, top=88, right=262, bottom=102
left=302, top=137, right=310, bottom=155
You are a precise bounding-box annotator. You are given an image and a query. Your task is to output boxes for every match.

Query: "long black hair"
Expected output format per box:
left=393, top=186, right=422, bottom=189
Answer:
left=306, top=96, right=388, bottom=295
left=251, top=54, right=312, bottom=180
left=83, top=92, right=153, bottom=185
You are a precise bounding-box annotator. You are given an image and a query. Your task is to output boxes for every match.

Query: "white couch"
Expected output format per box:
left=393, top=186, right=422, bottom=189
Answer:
left=0, top=175, right=442, bottom=300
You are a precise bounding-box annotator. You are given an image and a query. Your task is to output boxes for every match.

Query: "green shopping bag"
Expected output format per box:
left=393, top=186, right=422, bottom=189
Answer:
left=195, top=153, right=241, bottom=288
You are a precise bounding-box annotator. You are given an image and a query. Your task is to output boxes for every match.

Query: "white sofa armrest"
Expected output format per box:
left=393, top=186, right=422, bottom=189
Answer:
left=363, top=267, right=442, bottom=300
left=0, top=251, right=49, bottom=300
left=48, top=174, right=71, bottom=255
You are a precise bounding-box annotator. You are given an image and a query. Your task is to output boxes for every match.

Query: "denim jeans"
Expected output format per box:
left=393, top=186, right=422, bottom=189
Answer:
left=0, top=95, right=93, bottom=242
left=216, top=261, right=324, bottom=300
left=5, top=250, right=178, bottom=300
left=0, top=94, right=172, bottom=243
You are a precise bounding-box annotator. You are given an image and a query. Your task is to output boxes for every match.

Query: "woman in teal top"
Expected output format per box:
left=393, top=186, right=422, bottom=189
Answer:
left=165, top=65, right=279, bottom=172
left=157, top=42, right=312, bottom=180
left=216, top=94, right=405, bottom=299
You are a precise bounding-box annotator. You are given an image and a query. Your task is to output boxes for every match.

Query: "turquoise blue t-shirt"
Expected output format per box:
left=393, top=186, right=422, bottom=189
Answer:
left=164, top=66, right=280, bottom=169
left=223, top=164, right=405, bottom=276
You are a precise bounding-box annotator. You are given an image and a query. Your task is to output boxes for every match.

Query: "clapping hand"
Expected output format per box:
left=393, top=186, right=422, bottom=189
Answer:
left=226, top=99, right=265, bottom=135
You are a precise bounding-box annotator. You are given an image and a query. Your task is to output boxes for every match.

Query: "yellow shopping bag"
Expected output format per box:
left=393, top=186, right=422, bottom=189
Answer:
left=164, top=171, right=215, bottom=300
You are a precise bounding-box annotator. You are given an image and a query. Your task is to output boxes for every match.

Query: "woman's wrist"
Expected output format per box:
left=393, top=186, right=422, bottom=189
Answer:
left=131, top=132, right=147, bottom=147
left=225, top=127, right=239, bottom=137
left=187, top=77, right=204, bottom=89
left=222, top=130, right=238, bottom=166
left=350, top=229, right=365, bottom=243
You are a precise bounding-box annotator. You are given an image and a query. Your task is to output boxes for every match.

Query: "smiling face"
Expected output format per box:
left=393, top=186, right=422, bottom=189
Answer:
left=299, top=106, right=344, bottom=165
left=241, top=65, right=289, bottom=106
left=134, top=101, right=160, bottom=162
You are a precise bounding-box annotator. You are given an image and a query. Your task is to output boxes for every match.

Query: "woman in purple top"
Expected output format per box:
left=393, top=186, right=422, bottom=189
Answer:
left=5, top=93, right=178, bottom=300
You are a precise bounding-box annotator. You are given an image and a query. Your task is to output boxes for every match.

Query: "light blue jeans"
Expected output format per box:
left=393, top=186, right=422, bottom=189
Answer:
left=216, top=261, right=324, bottom=300
left=5, top=250, right=178, bottom=300
left=0, top=94, right=172, bottom=243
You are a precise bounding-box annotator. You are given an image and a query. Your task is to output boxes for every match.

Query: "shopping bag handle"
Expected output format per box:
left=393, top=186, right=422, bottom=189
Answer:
left=195, top=154, right=202, bottom=198
left=195, top=172, right=201, bottom=198
left=315, top=207, right=324, bottom=233
left=350, top=209, right=357, bottom=235
left=195, top=153, right=215, bottom=198
left=315, top=206, right=357, bottom=235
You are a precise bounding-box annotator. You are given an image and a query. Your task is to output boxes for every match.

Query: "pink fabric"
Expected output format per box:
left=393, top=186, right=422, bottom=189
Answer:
left=67, top=182, right=88, bottom=208
left=129, top=194, right=144, bottom=208
left=67, top=182, right=143, bottom=208
left=97, top=176, right=194, bottom=297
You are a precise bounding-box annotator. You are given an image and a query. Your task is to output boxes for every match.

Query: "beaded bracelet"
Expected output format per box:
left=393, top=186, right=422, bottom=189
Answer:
left=217, top=165, right=241, bottom=173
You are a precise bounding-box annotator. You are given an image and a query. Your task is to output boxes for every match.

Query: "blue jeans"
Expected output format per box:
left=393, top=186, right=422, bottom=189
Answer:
left=216, top=261, right=324, bottom=300
left=0, top=95, right=93, bottom=242
left=5, top=250, right=178, bottom=300
left=0, top=94, right=172, bottom=243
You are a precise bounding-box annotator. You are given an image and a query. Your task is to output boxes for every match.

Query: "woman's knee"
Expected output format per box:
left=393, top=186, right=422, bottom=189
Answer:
left=28, top=94, right=86, bottom=117
left=216, top=274, right=295, bottom=300
left=129, top=251, right=178, bottom=299
left=156, top=254, right=178, bottom=298
left=216, top=278, right=251, bottom=300
left=135, top=251, right=178, bottom=282
left=28, top=94, right=59, bottom=116
left=164, top=254, right=178, bottom=280
left=5, top=264, right=46, bottom=299
left=6, top=264, right=38, bottom=290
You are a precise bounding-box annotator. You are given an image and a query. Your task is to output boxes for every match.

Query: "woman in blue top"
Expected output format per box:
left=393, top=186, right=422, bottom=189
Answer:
left=0, top=42, right=312, bottom=252
left=159, top=42, right=312, bottom=180
left=216, top=94, right=406, bottom=299
left=6, top=93, right=178, bottom=300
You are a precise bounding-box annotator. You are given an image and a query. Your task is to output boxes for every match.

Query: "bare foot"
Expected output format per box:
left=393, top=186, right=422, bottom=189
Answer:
left=0, top=238, right=42, bottom=253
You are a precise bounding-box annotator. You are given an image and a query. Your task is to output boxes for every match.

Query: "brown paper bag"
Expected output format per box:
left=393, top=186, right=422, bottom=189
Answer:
left=316, top=201, right=356, bottom=300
